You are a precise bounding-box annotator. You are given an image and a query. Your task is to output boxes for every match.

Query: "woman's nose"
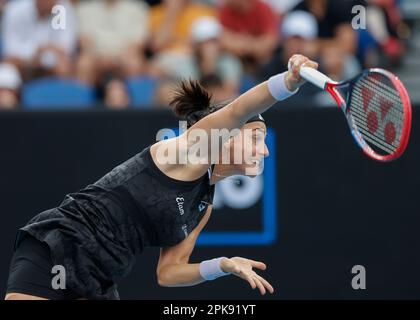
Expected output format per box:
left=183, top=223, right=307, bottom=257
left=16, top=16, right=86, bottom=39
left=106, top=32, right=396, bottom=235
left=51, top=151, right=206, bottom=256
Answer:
left=263, top=144, right=269, bottom=157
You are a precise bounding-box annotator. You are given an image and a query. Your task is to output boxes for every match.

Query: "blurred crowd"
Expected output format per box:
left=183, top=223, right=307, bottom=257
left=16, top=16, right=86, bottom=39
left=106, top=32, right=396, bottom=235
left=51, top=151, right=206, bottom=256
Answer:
left=0, top=0, right=411, bottom=110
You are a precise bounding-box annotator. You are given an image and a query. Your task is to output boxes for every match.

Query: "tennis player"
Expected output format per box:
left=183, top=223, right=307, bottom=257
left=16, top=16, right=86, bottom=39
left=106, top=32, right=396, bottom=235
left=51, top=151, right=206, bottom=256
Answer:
left=5, top=54, right=318, bottom=300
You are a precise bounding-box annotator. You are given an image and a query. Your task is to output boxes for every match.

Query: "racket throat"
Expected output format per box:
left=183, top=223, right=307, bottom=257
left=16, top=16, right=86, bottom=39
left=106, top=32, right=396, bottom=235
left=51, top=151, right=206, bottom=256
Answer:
left=327, top=84, right=347, bottom=108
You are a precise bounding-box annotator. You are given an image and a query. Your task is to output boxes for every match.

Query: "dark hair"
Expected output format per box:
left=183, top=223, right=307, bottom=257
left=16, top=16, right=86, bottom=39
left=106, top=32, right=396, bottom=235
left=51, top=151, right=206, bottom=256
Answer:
left=169, top=79, right=226, bottom=128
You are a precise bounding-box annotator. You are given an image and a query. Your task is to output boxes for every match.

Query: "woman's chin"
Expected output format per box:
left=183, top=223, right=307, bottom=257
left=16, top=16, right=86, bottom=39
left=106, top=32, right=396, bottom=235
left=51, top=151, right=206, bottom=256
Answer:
left=242, top=166, right=262, bottom=177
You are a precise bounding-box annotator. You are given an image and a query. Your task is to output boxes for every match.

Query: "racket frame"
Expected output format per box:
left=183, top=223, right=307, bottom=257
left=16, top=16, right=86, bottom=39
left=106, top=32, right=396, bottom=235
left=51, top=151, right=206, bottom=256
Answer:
left=300, top=66, right=412, bottom=162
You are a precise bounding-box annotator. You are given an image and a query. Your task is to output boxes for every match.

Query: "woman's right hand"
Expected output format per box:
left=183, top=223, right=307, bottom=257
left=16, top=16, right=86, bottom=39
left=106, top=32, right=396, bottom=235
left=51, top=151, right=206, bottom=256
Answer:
left=285, top=54, right=319, bottom=92
left=220, top=257, right=274, bottom=295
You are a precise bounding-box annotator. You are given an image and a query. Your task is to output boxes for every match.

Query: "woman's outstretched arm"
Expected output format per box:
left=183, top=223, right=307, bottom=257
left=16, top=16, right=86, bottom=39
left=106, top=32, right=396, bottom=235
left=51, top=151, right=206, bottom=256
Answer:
left=185, top=54, right=318, bottom=137
left=151, top=54, right=318, bottom=183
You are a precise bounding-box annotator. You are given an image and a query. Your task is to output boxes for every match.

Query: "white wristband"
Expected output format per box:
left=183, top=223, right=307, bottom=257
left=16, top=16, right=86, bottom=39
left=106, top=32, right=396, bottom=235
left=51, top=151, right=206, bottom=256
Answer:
left=267, top=72, right=299, bottom=101
left=199, top=257, right=231, bottom=281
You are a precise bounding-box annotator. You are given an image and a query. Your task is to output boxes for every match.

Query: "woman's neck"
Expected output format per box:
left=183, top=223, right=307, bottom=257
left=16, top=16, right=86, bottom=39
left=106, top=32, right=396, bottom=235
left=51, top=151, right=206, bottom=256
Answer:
left=209, top=164, right=238, bottom=185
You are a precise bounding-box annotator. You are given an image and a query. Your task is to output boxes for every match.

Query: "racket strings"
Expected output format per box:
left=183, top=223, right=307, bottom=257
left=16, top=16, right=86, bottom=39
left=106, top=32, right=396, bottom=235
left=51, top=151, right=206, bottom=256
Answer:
left=353, top=124, right=395, bottom=154
left=356, top=76, right=404, bottom=123
left=349, top=73, right=405, bottom=155
left=350, top=97, right=403, bottom=145
left=351, top=103, right=401, bottom=153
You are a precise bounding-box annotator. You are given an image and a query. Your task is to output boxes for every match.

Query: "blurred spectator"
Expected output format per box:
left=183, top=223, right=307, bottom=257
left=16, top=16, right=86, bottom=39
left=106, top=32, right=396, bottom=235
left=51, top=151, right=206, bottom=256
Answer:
left=190, top=17, right=242, bottom=100
left=257, top=11, right=319, bottom=91
left=219, top=0, right=278, bottom=72
left=200, top=73, right=233, bottom=103
left=263, top=0, right=303, bottom=18
left=76, top=0, right=149, bottom=85
left=293, top=0, right=359, bottom=55
left=0, top=0, right=10, bottom=59
left=2, top=0, right=77, bottom=79
left=292, top=0, right=361, bottom=80
left=197, top=0, right=218, bottom=6
left=149, top=0, right=215, bottom=79
left=144, top=0, right=161, bottom=6
left=0, top=63, right=22, bottom=109
left=154, top=77, right=174, bottom=106
left=281, top=11, right=318, bottom=61
left=102, top=77, right=130, bottom=110
left=258, top=10, right=361, bottom=105
left=365, top=0, right=406, bottom=65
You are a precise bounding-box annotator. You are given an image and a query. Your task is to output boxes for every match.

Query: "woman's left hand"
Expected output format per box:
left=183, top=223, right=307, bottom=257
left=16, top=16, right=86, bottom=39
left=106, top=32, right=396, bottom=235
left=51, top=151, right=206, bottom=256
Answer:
left=220, top=257, right=274, bottom=295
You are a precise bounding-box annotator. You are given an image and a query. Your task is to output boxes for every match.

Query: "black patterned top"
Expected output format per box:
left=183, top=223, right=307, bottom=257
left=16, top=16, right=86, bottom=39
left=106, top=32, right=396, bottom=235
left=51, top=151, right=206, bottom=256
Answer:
left=17, top=146, right=215, bottom=300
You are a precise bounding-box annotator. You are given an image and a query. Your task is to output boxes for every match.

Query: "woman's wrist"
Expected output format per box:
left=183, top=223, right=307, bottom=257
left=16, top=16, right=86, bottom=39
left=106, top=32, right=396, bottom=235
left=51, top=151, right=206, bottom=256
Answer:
left=199, top=257, right=231, bottom=281
left=219, top=257, right=231, bottom=273
left=267, top=72, right=299, bottom=101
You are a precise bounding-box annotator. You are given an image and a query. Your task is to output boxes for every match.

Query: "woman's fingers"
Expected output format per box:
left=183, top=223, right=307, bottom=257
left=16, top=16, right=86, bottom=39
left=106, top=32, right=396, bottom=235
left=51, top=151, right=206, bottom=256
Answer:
left=289, top=54, right=319, bottom=81
left=253, top=277, right=266, bottom=295
left=256, top=274, right=274, bottom=294
left=304, top=60, right=319, bottom=70
left=248, top=259, right=266, bottom=270
left=289, top=54, right=307, bottom=79
left=244, top=274, right=257, bottom=290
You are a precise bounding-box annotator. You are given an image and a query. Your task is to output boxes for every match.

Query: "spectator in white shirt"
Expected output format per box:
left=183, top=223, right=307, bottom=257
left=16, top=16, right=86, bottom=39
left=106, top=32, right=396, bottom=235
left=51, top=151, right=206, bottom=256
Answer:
left=2, top=0, right=77, bottom=79
left=76, top=0, right=150, bottom=85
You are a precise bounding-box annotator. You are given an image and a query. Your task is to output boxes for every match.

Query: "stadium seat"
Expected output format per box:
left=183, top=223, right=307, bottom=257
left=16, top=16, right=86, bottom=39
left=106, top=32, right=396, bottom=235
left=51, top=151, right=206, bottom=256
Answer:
left=125, top=77, right=158, bottom=107
left=22, top=78, right=96, bottom=109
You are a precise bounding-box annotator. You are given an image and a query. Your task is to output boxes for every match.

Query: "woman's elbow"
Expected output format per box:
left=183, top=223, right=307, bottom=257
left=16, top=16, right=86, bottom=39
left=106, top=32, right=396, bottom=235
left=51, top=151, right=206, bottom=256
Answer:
left=157, top=271, right=168, bottom=287
left=157, top=277, right=168, bottom=287
left=157, top=270, right=175, bottom=287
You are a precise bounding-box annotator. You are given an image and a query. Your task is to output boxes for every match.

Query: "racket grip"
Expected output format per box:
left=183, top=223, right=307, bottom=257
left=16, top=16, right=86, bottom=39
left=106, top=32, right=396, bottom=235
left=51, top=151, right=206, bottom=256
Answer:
left=299, top=66, right=333, bottom=90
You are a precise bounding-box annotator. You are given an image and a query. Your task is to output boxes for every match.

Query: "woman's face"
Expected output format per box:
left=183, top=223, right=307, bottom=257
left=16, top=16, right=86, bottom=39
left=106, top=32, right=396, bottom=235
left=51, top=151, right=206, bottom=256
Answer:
left=217, top=121, right=269, bottom=177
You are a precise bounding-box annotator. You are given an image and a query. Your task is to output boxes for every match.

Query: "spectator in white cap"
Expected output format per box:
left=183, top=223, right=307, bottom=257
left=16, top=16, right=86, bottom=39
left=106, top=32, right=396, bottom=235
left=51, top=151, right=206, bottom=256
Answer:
left=190, top=17, right=243, bottom=102
left=257, top=10, right=318, bottom=81
left=292, top=0, right=361, bottom=81
left=148, top=0, right=215, bottom=79
left=281, top=10, right=318, bottom=62
left=267, top=10, right=360, bottom=83
left=153, top=16, right=243, bottom=106
left=258, top=9, right=361, bottom=105
left=0, top=63, right=22, bottom=110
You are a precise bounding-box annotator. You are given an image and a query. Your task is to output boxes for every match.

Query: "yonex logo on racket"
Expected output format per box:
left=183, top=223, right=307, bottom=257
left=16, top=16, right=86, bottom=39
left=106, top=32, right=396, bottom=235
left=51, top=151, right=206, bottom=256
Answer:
left=361, top=84, right=397, bottom=146
left=299, top=65, right=411, bottom=161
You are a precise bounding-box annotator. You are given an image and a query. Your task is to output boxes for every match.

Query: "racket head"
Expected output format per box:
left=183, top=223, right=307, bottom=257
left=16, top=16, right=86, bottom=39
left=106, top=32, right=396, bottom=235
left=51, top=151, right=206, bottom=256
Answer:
left=329, top=68, right=412, bottom=162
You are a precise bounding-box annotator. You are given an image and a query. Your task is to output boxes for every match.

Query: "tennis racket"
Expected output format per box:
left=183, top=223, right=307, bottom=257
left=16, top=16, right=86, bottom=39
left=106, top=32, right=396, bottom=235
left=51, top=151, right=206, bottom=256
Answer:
left=299, top=66, right=412, bottom=162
